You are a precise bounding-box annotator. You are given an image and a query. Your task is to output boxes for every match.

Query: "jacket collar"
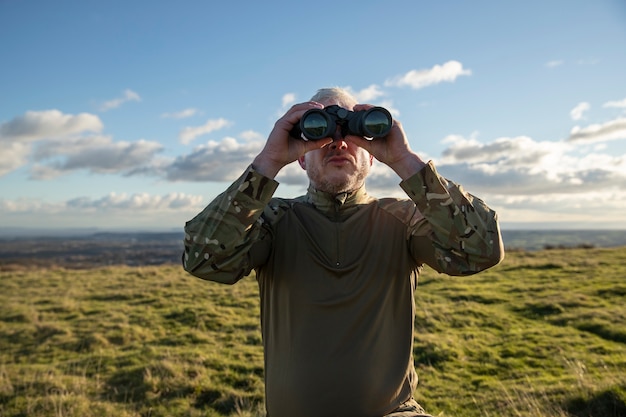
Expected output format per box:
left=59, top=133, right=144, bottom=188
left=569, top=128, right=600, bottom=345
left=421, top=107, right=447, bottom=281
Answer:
left=304, top=184, right=372, bottom=219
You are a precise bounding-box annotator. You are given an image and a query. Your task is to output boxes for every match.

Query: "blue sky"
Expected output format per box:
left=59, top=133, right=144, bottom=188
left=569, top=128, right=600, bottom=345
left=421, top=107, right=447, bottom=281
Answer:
left=1, top=0, right=625, bottom=231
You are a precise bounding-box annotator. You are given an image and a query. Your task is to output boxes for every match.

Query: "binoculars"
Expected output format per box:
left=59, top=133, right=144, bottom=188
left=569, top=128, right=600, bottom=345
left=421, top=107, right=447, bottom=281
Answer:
left=291, top=105, right=393, bottom=141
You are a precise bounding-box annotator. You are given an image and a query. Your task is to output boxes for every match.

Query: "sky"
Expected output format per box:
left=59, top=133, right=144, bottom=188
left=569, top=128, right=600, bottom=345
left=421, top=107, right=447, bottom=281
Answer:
left=1, top=0, right=626, bottom=232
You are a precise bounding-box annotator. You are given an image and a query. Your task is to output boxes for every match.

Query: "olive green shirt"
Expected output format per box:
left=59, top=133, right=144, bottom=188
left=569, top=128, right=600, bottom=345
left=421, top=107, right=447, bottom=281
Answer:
left=183, top=161, right=503, bottom=417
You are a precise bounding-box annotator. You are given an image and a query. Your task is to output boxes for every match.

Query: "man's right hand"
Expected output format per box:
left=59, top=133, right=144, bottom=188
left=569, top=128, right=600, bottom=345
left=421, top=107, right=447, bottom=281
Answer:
left=252, top=102, right=333, bottom=178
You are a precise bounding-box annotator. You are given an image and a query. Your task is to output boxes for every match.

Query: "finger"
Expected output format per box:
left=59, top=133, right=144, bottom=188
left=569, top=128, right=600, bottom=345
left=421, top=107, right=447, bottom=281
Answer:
left=278, top=101, right=325, bottom=135
left=352, top=103, right=374, bottom=112
left=285, top=101, right=324, bottom=121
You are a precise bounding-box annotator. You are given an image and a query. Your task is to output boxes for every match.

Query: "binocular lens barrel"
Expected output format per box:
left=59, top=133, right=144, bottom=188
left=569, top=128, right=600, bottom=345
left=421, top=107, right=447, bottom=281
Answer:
left=361, top=109, right=391, bottom=137
left=301, top=111, right=334, bottom=141
left=296, top=106, right=392, bottom=141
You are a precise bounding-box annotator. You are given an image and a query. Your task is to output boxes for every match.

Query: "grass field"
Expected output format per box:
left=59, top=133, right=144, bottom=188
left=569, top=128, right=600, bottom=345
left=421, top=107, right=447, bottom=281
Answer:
left=1, top=247, right=625, bottom=416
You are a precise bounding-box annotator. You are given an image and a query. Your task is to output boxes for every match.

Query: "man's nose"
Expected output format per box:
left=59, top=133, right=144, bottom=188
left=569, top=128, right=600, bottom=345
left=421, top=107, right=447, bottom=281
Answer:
left=329, top=127, right=348, bottom=149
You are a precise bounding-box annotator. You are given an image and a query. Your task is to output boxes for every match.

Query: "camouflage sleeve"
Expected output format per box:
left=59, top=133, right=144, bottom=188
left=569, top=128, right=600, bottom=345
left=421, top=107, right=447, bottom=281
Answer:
left=182, top=165, right=278, bottom=284
left=400, top=161, right=504, bottom=275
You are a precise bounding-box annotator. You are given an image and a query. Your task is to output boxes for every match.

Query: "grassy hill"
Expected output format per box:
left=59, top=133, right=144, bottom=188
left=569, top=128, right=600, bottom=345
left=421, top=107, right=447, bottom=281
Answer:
left=0, top=247, right=625, bottom=416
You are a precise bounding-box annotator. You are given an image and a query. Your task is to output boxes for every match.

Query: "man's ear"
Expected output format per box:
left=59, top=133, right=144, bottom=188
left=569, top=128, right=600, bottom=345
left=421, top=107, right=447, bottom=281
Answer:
left=369, top=154, right=374, bottom=166
left=298, top=155, right=306, bottom=170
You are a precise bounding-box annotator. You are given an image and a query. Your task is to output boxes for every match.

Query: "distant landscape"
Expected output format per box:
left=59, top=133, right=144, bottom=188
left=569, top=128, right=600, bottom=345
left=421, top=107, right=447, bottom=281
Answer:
left=0, top=229, right=624, bottom=269
left=501, top=229, right=626, bottom=251
left=0, top=231, right=183, bottom=269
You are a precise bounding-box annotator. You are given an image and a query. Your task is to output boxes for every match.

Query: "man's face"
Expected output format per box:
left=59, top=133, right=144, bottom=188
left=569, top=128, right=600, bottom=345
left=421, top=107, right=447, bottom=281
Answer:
left=298, top=98, right=374, bottom=195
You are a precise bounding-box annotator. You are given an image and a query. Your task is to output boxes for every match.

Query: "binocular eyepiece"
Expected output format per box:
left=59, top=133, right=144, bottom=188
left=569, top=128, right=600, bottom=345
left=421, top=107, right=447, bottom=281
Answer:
left=291, top=105, right=393, bottom=141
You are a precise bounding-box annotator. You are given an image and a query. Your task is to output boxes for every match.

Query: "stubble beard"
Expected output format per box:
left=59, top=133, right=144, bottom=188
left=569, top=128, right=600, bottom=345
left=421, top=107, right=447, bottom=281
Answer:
left=307, top=158, right=370, bottom=195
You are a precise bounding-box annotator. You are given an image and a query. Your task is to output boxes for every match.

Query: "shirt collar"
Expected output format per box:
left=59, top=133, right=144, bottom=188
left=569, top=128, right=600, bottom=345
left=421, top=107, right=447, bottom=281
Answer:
left=305, top=184, right=372, bottom=218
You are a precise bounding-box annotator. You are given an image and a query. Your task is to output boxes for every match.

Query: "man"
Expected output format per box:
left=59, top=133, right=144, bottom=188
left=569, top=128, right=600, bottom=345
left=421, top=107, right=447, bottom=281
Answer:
left=183, top=87, right=504, bottom=417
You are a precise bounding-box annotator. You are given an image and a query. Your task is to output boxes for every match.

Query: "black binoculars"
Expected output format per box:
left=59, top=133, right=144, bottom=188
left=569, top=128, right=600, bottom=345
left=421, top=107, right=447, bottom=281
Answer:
left=291, top=105, right=393, bottom=141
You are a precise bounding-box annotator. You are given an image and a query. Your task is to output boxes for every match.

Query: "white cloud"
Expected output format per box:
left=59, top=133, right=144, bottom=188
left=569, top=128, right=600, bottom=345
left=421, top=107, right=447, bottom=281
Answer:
left=239, top=129, right=265, bottom=142
left=166, top=136, right=264, bottom=181
left=545, top=60, right=564, bottom=68
left=29, top=135, right=163, bottom=179
left=363, top=162, right=403, bottom=197
left=434, top=136, right=570, bottom=193
left=178, top=118, right=232, bottom=144
left=161, top=108, right=199, bottom=119
left=65, top=192, right=204, bottom=211
left=568, top=117, right=626, bottom=143
left=440, top=134, right=568, bottom=169
left=276, top=93, right=298, bottom=118
left=0, top=110, right=103, bottom=142
left=384, top=60, right=472, bottom=90
left=0, top=142, right=31, bottom=176
left=603, top=98, right=626, bottom=109
left=488, top=189, right=626, bottom=226
left=282, top=93, right=296, bottom=108
left=348, top=84, right=385, bottom=102
left=0, top=109, right=107, bottom=176
left=275, top=161, right=308, bottom=186
left=0, top=192, right=208, bottom=229
left=99, top=89, right=141, bottom=111
left=577, top=59, right=599, bottom=66
left=0, top=192, right=205, bottom=220
left=570, top=102, right=590, bottom=121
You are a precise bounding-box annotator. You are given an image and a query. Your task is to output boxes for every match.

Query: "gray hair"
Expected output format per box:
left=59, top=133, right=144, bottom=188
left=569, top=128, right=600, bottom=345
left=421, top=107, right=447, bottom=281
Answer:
left=310, top=87, right=358, bottom=108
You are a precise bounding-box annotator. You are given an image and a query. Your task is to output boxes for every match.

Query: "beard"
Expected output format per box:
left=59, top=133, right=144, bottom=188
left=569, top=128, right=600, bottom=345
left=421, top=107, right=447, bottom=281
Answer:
left=306, top=156, right=371, bottom=195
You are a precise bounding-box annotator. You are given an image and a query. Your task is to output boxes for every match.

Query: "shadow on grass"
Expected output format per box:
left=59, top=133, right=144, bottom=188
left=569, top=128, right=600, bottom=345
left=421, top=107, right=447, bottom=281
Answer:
left=564, top=387, right=626, bottom=417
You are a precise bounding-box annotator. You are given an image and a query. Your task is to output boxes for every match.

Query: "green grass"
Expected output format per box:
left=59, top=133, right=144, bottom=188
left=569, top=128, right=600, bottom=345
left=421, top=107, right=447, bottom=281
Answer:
left=1, top=247, right=625, bottom=416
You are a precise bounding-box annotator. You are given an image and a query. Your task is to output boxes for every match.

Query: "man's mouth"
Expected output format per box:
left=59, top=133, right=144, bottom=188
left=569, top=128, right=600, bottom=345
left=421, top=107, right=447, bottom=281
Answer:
left=326, top=155, right=353, bottom=165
